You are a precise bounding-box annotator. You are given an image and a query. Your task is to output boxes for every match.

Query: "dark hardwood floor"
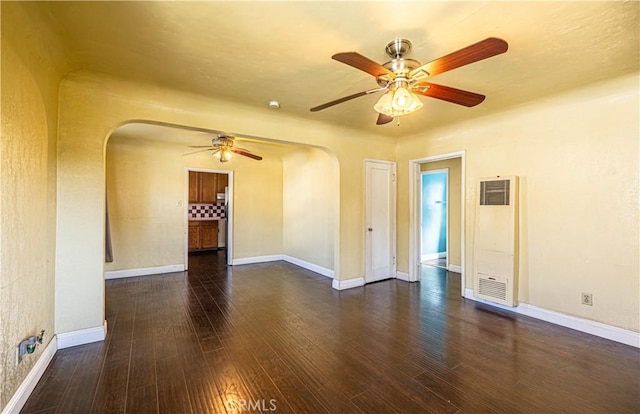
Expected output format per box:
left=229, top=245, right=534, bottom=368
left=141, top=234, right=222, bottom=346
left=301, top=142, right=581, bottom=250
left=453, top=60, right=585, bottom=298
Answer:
left=21, top=251, right=639, bottom=413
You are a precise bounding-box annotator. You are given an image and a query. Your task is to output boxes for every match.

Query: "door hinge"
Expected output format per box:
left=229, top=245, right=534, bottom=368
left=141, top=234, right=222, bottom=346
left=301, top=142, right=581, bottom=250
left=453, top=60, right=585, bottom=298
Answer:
left=393, top=173, right=396, bottom=182
left=393, top=256, right=396, bottom=265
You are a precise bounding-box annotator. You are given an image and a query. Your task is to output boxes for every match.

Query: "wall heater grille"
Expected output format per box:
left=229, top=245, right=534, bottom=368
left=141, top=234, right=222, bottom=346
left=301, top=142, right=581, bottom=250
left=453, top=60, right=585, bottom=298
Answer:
left=477, top=275, right=508, bottom=301
left=480, top=179, right=510, bottom=205
left=474, top=176, right=518, bottom=306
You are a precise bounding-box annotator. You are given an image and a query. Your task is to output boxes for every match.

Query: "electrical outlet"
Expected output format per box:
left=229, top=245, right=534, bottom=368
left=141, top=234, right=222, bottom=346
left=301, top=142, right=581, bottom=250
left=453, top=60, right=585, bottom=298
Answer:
left=581, top=293, right=593, bottom=306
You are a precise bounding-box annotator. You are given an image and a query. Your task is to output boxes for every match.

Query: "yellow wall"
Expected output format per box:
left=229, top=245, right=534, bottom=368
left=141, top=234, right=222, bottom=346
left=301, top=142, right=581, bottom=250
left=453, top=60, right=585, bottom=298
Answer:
left=0, top=2, right=66, bottom=410
left=106, top=137, right=186, bottom=271
left=283, top=148, right=337, bottom=271
left=397, top=74, right=639, bottom=332
left=55, top=71, right=394, bottom=335
left=420, top=159, right=462, bottom=268
left=107, top=130, right=340, bottom=273
left=230, top=147, right=285, bottom=260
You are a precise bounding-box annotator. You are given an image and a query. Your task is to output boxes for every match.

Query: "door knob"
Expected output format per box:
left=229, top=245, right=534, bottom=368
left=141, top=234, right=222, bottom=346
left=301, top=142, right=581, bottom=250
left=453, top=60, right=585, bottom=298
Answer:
left=367, top=228, right=373, bottom=232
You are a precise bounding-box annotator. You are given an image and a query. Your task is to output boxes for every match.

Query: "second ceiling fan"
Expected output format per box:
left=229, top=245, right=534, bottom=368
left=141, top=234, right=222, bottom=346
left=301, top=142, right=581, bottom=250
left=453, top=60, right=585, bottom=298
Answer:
left=183, top=135, right=263, bottom=163
left=310, top=37, right=508, bottom=125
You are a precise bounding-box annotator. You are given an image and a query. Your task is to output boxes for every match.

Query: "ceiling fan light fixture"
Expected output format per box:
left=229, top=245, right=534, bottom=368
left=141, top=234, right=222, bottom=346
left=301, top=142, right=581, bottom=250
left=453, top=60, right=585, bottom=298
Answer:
left=220, top=149, right=233, bottom=162
left=392, top=85, right=412, bottom=109
left=373, top=90, right=393, bottom=115
left=374, top=86, right=423, bottom=117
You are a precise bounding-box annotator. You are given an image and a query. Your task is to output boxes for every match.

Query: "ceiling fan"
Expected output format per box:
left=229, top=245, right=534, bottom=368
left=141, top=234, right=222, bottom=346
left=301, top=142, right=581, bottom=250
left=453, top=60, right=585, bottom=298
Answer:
left=310, top=37, right=508, bottom=125
left=183, top=135, right=263, bottom=163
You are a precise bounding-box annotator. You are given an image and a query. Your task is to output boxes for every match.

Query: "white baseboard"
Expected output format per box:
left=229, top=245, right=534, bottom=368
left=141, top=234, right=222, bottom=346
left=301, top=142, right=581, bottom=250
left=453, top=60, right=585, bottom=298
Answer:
left=57, top=320, right=107, bottom=349
left=282, top=255, right=334, bottom=278
left=464, top=288, right=639, bottom=348
left=332, top=277, right=365, bottom=290
left=232, top=255, right=283, bottom=266
left=3, top=336, right=58, bottom=414
left=396, top=271, right=410, bottom=281
left=231, top=254, right=335, bottom=280
left=448, top=264, right=462, bottom=273
left=105, top=264, right=185, bottom=279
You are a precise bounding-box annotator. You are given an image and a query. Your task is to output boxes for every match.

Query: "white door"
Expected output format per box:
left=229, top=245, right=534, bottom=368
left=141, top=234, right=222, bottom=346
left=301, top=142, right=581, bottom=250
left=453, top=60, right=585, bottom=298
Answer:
left=365, top=160, right=396, bottom=283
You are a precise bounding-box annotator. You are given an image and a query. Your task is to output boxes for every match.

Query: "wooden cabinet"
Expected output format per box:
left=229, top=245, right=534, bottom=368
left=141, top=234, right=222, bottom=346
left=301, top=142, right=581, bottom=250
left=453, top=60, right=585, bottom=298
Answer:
left=200, top=221, right=218, bottom=249
left=188, top=221, right=201, bottom=250
left=216, top=173, right=228, bottom=194
left=188, top=172, right=199, bottom=203
left=188, top=171, right=218, bottom=203
left=200, top=173, right=217, bottom=203
left=188, top=220, right=219, bottom=251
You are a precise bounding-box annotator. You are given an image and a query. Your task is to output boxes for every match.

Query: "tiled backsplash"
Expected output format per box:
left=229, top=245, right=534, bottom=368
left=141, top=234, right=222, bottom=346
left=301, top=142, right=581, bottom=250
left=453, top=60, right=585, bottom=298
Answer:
left=189, top=202, right=226, bottom=220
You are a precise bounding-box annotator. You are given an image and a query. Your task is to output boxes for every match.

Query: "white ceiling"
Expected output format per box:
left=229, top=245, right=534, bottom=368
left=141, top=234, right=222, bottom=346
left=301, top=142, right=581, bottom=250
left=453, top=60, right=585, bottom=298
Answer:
left=39, top=1, right=639, bottom=139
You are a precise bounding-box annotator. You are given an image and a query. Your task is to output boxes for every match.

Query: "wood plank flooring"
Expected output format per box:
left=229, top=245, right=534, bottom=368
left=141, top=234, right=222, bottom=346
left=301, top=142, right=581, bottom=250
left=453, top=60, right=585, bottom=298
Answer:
left=21, top=251, right=640, bottom=413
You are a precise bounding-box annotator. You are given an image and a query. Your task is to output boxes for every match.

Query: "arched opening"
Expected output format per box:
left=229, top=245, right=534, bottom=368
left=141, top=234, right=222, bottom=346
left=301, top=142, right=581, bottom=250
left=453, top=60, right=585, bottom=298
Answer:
left=104, top=121, right=340, bottom=280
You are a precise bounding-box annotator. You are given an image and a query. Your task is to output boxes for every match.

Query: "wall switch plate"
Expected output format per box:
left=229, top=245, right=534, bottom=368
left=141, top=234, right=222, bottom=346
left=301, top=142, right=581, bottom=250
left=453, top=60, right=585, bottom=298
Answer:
left=581, top=293, right=593, bottom=306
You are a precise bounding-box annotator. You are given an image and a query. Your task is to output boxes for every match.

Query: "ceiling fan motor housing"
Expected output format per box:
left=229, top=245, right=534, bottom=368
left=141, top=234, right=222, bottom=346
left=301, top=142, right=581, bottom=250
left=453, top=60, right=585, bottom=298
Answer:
left=213, top=135, right=233, bottom=147
left=385, top=38, right=412, bottom=59
left=378, top=39, right=424, bottom=86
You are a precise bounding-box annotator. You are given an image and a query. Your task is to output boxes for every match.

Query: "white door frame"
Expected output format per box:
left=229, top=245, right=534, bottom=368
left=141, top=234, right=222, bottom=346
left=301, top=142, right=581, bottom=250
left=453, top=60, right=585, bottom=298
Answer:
left=184, top=168, right=234, bottom=269
left=364, top=159, right=397, bottom=283
left=409, top=151, right=465, bottom=297
left=420, top=168, right=449, bottom=269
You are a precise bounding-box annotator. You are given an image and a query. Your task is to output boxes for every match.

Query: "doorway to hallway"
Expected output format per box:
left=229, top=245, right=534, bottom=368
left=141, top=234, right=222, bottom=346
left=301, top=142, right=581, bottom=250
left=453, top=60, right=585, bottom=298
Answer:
left=409, top=152, right=464, bottom=296
left=421, top=169, right=448, bottom=270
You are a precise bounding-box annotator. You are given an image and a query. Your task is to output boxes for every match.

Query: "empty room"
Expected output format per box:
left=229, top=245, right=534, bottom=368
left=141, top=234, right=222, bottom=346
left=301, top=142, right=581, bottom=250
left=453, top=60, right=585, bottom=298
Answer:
left=1, top=1, right=638, bottom=413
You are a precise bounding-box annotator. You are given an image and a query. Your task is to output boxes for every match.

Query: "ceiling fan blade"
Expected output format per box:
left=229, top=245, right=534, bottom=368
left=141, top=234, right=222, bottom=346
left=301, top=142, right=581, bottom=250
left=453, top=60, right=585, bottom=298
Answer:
left=188, top=145, right=217, bottom=148
left=232, top=149, right=262, bottom=161
left=376, top=113, right=394, bottom=125
left=182, top=148, right=215, bottom=156
left=409, top=37, right=508, bottom=79
left=413, top=82, right=485, bottom=107
left=332, top=52, right=393, bottom=78
left=310, top=88, right=385, bottom=112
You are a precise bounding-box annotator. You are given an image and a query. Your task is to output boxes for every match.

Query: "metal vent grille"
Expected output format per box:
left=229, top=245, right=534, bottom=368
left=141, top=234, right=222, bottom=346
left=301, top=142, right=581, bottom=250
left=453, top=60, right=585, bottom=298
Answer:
left=480, top=180, right=510, bottom=205
left=478, top=277, right=507, bottom=301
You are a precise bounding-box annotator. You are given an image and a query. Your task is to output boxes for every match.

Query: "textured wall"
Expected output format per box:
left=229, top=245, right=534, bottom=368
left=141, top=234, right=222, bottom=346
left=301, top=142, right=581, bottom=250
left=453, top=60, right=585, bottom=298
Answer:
left=106, top=138, right=191, bottom=271
left=0, top=3, right=65, bottom=410
left=397, top=75, right=640, bottom=332
left=283, top=148, right=337, bottom=271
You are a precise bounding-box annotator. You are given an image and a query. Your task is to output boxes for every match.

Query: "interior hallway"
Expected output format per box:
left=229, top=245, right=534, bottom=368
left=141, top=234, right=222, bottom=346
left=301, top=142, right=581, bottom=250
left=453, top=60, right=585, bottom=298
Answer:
left=21, top=253, right=639, bottom=413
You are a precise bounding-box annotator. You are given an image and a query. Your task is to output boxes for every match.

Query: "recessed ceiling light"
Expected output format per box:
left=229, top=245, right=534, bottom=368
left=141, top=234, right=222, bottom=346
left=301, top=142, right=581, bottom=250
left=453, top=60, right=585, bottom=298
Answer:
left=268, top=100, right=281, bottom=109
